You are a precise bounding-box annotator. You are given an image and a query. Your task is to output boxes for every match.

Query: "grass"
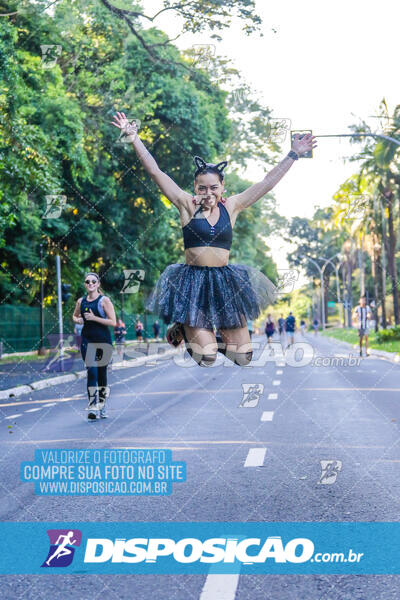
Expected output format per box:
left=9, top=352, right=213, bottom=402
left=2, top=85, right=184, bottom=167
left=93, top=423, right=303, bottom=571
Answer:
left=321, top=327, right=400, bottom=354
left=0, top=348, right=80, bottom=365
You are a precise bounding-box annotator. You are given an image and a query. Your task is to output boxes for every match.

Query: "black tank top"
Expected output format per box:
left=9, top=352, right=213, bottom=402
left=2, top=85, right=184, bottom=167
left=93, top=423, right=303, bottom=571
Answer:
left=182, top=202, right=232, bottom=250
left=80, top=294, right=112, bottom=343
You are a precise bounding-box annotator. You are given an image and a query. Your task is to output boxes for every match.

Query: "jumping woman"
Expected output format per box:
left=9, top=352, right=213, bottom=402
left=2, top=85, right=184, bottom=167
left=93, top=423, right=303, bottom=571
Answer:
left=72, top=273, right=117, bottom=420
left=112, top=112, right=316, bottom=367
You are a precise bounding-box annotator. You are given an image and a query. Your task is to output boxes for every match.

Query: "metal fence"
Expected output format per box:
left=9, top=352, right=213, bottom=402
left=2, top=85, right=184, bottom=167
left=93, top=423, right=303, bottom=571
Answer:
left=0, top=304, right=167, bottom=354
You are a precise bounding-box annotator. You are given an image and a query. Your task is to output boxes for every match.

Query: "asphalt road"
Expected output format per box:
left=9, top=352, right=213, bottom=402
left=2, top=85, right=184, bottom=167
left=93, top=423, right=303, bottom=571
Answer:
left=0, top=332, right=399, bottom=599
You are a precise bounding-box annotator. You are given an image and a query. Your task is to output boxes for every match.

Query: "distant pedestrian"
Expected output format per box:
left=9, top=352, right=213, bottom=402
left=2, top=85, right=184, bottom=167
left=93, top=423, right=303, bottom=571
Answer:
left=247, top=319, right=254, bottom=338
left=135, top=318, right=144, bottom=341
left=313, top=318, right=319, bottom=335
left=114, top=318, right=126, bottom=358
left=278, top=314, right=285, bottom=336
left=354, top=295, right=372, bottom=357
left=74, top=321, right=83, bottom=349
left=153, top=320, right=160, bottom=340
left=265, top=314, right=275, bottom=344
left=285, top=312, right=296, bottom=346
left=300, top=319, right=306, bottom=336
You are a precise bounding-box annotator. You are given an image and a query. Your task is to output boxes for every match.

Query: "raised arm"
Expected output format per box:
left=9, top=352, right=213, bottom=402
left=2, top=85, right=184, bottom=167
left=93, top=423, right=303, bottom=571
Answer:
left=112, top=112, right=192, bottom=210
left=229, top=133, right=317, bottom=213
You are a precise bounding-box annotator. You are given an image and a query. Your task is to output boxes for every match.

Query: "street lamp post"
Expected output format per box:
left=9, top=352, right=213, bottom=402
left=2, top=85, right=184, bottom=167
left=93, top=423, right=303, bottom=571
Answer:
left=320, top=255, right=344, bottom=328
left=343, top=240, right=353, bottom=328
left=299, top=253, right=340, bottom=330
left=316, top=132, right=400, bottom=147
left=38, top=244, right=46, bottom=355
left=299, top=255, right=324, bottom=327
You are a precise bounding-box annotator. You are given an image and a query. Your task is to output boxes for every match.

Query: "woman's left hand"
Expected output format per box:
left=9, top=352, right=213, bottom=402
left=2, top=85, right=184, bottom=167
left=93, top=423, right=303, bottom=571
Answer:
left=291, top=133, right=318, bottom=156
left=83, top=309, right=97, bottom=321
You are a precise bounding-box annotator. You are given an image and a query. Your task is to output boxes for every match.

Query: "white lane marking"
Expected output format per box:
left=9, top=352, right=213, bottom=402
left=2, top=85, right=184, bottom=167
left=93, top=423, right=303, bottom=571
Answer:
left=42, top=403, right=57, bottom=407
left=200, top=574, right=240, bottom=600
left=5, top=414, right=22, bottom=419
left=261, top=411, right=274, bottom=422
left=244, top=448, right=266, bottom=467
left=276, top=370, right=283, bottom=375
left=272, top=380, right=281, bottom=386
left=268, top=393, right=278, bottom=400
left=276, top=362, right=285, bottom=367
left=24, top=408, right=43, bottom=413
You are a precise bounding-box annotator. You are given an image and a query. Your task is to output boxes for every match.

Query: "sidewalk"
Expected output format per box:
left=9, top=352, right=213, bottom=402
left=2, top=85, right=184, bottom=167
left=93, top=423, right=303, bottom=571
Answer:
left=0, top=341, right=179, bottom=400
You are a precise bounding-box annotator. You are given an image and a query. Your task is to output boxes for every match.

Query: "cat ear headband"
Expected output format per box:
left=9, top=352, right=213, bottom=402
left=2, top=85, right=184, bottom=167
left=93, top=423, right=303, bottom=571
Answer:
left=193, top=155, right=228, bottom=175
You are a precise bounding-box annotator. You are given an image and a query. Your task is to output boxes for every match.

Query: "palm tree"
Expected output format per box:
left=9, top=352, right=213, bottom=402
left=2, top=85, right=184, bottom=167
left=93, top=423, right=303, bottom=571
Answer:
left=346, top=100, right=400, bottom=324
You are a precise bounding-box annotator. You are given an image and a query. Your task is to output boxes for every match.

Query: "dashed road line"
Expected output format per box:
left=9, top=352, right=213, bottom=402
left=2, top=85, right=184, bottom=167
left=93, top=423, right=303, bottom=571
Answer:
left=268, top=393, right=278, bottom=400
left=261, top=411, right=274, bottom=422
left=244, top=448, right=266, bottom=467
left=200, top=574, right=240, bottom=600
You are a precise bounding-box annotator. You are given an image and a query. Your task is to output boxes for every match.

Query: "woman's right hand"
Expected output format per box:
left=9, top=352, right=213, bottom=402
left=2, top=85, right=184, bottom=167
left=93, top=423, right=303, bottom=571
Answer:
left=75, top=317, right=84, bottom=324
left=192, top=194, right=212, bottom=206
left=112, top=112, right=138, bottom=139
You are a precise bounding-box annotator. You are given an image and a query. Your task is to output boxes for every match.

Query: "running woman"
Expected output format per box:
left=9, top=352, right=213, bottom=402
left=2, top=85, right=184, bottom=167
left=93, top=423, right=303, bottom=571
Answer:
left=353, top=295, right=372, bottom=357
left=72, top=273, right=116, bottom=420
left=265, top=314, right=275, bottom=344
left=112, top=112, right=316, bottom=366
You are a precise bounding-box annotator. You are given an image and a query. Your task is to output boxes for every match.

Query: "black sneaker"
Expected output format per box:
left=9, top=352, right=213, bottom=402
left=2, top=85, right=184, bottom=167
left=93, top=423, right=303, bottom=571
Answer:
left=167, top=322, right=184, bottom=347
left=87, top=412, right=97, bottom=421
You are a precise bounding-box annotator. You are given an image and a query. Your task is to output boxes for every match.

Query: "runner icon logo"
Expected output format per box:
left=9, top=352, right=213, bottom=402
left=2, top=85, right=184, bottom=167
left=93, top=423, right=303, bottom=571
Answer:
left=41, top=529, right=82, bottom=568
left=240, top=383, right=264, bottom=407
left=318, top=460, right=342, bottom=485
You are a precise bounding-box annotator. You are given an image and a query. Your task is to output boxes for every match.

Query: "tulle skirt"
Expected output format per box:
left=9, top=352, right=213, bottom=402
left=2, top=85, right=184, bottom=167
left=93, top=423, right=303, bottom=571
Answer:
left=145, top=263, right=277, bottom=330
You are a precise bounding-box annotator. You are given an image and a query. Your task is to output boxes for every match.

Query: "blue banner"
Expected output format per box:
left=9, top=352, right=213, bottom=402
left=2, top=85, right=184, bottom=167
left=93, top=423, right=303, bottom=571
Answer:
left=0, top=522, right=399, bottom=574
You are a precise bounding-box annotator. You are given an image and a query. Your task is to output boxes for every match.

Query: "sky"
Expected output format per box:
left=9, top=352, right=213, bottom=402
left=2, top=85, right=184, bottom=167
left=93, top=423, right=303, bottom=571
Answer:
left=140, top=0, right=400, bottom=270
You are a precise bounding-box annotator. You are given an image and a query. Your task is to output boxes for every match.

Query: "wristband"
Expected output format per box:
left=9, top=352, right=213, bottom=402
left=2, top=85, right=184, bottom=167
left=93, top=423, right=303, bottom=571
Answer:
left=287, top=150, right=299, bottom=160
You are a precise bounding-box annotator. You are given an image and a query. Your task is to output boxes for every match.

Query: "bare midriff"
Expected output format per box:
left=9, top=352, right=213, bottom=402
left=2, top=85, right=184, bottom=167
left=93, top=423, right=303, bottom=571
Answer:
left=185, top=246, right=229, bottom=267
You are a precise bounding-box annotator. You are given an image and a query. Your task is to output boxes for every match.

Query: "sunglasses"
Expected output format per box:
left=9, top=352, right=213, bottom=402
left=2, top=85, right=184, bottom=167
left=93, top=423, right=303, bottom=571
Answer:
left=85, top=279, right=98, bottom=284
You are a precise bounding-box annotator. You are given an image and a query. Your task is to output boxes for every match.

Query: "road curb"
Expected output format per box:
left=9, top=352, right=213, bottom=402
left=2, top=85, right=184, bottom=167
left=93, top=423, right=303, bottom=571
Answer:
left=0, top=385, right=33, bottom=400
left=0, top=347, right=180, bottom=400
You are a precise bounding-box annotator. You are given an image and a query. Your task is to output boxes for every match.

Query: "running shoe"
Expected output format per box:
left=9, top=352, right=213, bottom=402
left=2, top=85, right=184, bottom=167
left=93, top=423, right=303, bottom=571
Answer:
left=99, top=408, right=108, bottom=419
left=87, top=412, right=97, bottom=421
left=166, top=322, right=184, bottom=347
left=97, top=388, right=108, bottom=410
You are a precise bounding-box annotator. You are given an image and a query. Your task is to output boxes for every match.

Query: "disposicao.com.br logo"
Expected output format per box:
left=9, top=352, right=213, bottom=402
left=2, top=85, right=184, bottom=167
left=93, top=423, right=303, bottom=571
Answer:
left=82, top=536, right=363, bottom=565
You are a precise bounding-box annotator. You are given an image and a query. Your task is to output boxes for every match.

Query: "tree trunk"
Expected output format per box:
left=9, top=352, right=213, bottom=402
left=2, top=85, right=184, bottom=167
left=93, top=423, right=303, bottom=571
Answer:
left=371, top=247, right=379, bottom=332
left=346, top=256, right=353, bottom=328
left=384, top=190, right=399, bottom=324
left=323, top=273, right=330, bottom=327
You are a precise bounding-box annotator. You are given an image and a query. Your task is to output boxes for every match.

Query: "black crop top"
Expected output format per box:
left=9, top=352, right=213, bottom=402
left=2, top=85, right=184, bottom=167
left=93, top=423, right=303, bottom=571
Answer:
left=182, top=202, right=233, bottom=250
